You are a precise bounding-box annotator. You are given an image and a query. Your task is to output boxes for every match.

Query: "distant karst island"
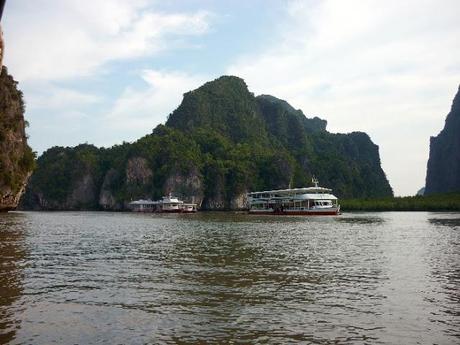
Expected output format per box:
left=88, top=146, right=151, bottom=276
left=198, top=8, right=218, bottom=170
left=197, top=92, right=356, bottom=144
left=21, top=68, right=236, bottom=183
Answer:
left=20, top=76, right=393, bottom=211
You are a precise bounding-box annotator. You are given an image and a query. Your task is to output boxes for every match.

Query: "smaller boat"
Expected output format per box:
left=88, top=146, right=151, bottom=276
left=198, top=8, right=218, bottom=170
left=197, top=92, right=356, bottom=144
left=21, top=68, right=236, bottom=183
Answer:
left=247, top=178, right=340, bottom=216
left=129, top=194, right=197, bottom=213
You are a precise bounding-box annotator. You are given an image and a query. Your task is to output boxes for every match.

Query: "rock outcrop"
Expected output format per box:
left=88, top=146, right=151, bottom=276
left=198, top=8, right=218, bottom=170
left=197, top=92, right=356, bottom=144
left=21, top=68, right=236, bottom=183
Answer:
left=425, top=85, right=460, bottom=194
left=126, top=157, right=152, bottom=185
left=99, top=168, right=121, bottom=210
left=163, top=167, right=204, bottom=206
left=20, top=144, right=99, bottom=210
left=0, top=67, right=34, bottom=211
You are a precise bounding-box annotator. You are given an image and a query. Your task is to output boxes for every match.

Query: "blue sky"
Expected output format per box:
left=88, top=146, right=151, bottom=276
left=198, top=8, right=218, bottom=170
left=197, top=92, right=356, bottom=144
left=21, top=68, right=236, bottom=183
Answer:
left=3, top=0, right=460, bottom=196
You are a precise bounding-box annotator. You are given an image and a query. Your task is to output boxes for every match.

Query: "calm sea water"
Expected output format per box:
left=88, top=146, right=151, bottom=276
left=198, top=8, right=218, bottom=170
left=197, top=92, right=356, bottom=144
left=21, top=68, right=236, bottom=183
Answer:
left=0, top=211, right=459, bottom=344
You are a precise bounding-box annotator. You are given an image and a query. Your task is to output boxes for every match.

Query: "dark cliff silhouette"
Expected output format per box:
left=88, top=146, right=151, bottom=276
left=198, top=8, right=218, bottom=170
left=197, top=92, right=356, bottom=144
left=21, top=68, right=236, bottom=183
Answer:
left=425, top=85, right=460, bottom=194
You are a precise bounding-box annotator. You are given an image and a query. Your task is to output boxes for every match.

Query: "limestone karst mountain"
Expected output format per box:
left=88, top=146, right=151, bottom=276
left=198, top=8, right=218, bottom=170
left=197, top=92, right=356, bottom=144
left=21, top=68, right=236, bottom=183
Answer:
left=21, top=76, right=392, bottom=210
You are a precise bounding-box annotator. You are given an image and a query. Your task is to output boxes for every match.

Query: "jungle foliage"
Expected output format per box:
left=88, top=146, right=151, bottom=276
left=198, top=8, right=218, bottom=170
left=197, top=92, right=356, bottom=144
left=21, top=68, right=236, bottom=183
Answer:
left=341, top=193, right=460, bottom=211
left=24, top=76, right=393, bottom=209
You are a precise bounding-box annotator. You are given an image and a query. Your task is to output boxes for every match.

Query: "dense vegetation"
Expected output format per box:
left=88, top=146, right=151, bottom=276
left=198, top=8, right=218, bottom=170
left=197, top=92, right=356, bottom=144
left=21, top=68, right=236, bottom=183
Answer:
left=341, top=193, right=460, bottom=211
left=166, top=76, right=393, bottom=199
left=0, top=66, right=35, bottom=211
left=27, top=144, right=103, bottom=207
left=22, top=76, right=393, bottom=210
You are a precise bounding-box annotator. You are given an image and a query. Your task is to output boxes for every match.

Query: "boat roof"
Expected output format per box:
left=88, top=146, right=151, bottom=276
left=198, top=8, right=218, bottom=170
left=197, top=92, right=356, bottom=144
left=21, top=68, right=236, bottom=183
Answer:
left=162, top=197, right=183, bottom=204
left=247, top=187, right=332, bottom=196
left=296, top=193, right=337, bottom=200
left=129, top=199, right=155, bottom=205
left=250, top=193, right=337, bottom=202
left=129, top=197, right=197, bottom=205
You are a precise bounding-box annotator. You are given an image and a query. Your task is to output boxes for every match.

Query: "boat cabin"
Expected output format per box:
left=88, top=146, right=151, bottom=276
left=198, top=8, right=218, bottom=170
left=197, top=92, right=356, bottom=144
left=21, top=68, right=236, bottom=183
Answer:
left=247, top=183, right=340, bottom=215
left=128, top=194, right=197, bottom=213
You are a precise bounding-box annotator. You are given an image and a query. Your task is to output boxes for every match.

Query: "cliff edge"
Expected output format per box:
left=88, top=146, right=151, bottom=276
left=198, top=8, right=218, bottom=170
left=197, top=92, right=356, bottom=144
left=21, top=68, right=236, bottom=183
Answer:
left=0, top=66, right=35, bottom=211
left=425, top=85, right=460, bottom=194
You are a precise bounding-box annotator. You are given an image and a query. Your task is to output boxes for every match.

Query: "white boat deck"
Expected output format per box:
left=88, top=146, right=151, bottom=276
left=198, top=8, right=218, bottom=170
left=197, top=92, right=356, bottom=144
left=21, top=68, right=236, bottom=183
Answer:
left=246, top=179, right=340, bottom=215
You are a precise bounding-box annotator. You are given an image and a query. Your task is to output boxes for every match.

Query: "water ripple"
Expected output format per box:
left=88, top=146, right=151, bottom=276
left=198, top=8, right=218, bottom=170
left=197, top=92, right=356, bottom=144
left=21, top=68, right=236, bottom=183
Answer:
left=0, top=211, right=459, bottom=344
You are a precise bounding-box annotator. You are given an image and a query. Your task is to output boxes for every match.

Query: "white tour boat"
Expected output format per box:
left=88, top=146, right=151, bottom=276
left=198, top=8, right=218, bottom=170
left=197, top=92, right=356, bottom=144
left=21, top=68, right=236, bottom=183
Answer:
left=129, top=194, right=197, bottom=213
left=247, top=179, right=340, bottom=216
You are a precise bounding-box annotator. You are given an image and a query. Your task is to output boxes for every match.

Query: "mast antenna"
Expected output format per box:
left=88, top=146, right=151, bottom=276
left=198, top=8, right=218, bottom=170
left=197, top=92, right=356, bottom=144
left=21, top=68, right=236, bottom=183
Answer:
left=312, top=176, right=319, bottom=188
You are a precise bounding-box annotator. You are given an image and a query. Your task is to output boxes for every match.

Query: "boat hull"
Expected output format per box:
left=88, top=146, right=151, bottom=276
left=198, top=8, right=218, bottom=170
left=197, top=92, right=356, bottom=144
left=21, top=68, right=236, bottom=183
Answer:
left=161, top=209, right=197, bottom=214
left=248, top=208, right=340, bottom=216
left=131, top=209, right=197, bottom=214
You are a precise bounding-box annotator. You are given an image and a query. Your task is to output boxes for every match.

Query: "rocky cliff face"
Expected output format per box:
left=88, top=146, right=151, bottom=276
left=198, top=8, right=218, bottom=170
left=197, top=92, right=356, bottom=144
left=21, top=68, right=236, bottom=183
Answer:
left=99, top=168, right=121, bottom=210
left=163, top=167, right=204, bottom=206
left=425, top=85, right=460, bottom=194
left=99, top=157, right=155, bottom=210
left=0, top=67, right=34, bottom=211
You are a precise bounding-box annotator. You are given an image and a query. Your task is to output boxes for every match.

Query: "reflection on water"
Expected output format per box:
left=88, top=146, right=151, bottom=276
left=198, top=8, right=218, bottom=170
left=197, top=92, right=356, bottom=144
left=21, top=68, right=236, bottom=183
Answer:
left=0, top=213, right=26, bottom=344
left=424, top=214, right=460, bottom=340
left=167, top=218, right=388, bottom=343
left=0, top=211, right=458, bottom=344
left=335, top=214, right=385, bottom=225
left=429, top=217, right=460, bottom=227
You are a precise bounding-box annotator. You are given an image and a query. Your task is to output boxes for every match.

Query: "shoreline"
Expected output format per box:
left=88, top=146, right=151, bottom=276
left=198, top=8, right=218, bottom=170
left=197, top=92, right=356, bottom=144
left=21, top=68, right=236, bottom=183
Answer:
left=8, top=193, right=460, bottom=213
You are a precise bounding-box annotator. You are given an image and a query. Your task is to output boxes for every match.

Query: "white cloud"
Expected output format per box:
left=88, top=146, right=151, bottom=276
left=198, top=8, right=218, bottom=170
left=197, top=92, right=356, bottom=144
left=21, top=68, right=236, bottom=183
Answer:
left=106, top=69, right=208, bottom=135
left=2, top=1, right=213, bottom=154
left=3, top=0, right=211, bottom=82
left=26, top=86, right=101, bottom=110
left=228, top=0, right=460, bottom=195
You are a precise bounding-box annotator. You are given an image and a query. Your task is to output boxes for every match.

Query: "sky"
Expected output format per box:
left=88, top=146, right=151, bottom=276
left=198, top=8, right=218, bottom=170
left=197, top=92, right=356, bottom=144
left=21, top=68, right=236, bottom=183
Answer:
left=3, top=0, right=460, bottom=196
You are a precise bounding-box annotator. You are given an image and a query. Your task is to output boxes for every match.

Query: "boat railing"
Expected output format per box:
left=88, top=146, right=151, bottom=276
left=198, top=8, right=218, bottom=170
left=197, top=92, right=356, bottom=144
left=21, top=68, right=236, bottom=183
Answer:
left=286, top=206, right=309, bottom=211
